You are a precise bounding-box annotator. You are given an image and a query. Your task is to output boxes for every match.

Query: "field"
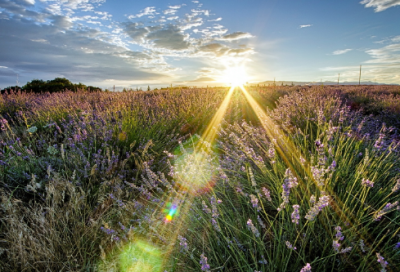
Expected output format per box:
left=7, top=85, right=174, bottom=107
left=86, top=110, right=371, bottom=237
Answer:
left=1, top=85, right=400, bottom=271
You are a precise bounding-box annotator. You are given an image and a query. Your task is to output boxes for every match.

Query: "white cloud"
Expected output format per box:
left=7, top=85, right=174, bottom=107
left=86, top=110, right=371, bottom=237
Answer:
left=219, top=32, right=253, bottom=41
left=129, top=7, right=157, bottom=19
left=169, top=5, right=181, bottom=9
left=332, top=49, right=352, bottom=55
left=167, top=16, right=179, bottom=20
left=365, top=42, right=400, bottom=64
left=300, top=24, right=312, bottom=28
left=392, top=36, right=400, bottom=42
left=191, top=9, right=209, bottom=16
left=0, top=66, right=8, bottom=68
left=31, top=39, right=48, bottom=43
left=360, top=0, right=400, bottom=12
left=208, top=17, right=222, bottom=22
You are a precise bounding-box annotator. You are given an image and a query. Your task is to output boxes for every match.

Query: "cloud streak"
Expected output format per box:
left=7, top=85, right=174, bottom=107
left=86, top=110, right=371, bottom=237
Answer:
left=332, top=49, right=352, bottom=55
left=360, top=0, right=400, bottom=12
left=300, top=24, right=312, bottom=28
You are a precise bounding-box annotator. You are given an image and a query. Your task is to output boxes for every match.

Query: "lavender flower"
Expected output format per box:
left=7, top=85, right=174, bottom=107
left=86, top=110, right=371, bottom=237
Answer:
left=392, top=179, right=400, bottom=193
left=359, top=239, right=367, bottom=253
left=305, top=195, right=330, bottom=221
left=361, top=178, right=374, bottom=188
left=374, top=201, right=399, bottom=221
left=333, top=240, right=341, bottom=252
left=394, top=242, right=400, bottom=250
left=262, top=187, right=272, bottom=202
left=376, top=253, right=388, bottom=272
left=286, top=241, right=297, bottom=250
left=178, top=235, right=188, bottom=251
left=257, top=215, right=266, bottom=229
left=278, top=169, right=298, bottom=212
left=335, top=226, right=344, bottom=241
left=340, top=247, right=352, bottom=254
left=291, top=205, right=300, bottom=225
left=210, top=197, right=221, bottom=231
left=268, top=143, right=275, bottom=158
left=247, top=219, right=260, bottom=237
left=250, top=194, right=260, bottom=211
left=310, top=195, right=316, bottom=205
left=300, top=263, right=312, bottom=272
left=200, top=254, right=210, bottom=272
left=202, top=200, right=211, bottom=214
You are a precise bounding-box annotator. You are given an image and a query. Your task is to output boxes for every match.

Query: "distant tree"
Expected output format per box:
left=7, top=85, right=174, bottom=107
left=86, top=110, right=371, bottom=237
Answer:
left=1, top=86, right=22, bottom=94
left=22, top=79, right=46, bottom=93
left=147, top=85, right=150, bottom=91
left=20, top=78, right=101, bottom=93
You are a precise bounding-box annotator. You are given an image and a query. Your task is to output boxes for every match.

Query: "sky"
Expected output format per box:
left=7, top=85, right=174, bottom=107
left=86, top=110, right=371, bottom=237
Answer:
left=0, top=0, right=399, bottom=90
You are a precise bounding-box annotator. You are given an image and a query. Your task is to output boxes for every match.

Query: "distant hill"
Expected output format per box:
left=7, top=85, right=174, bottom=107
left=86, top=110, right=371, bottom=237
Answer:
left=256, top=80, right=399, bottom=86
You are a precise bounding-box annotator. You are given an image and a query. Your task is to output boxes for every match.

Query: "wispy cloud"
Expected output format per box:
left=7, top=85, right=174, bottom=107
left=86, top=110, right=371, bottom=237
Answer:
left=321, top=40, right=400, bottom=84
left=128, top=7, right=157, bottom=19
left=360, top=0, right=400, bottom=12
left=208, top=17, right=222, bottom=22
left=332, top=49, right=352, bottom=55
left=300, top=24, right=312, bottom=28
left=219, top=32, right=253, bottom=41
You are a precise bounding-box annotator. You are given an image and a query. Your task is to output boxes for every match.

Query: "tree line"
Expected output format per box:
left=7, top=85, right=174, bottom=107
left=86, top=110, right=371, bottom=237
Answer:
left=1, top=78, right=102, bottom=94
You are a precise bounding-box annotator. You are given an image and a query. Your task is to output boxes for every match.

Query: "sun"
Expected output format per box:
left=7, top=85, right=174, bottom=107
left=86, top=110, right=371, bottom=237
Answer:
left=221, top=65, right=249, bottom=87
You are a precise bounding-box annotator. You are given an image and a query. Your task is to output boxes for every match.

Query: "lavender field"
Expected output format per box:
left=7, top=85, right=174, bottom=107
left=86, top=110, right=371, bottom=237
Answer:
left=1, top=85, right=400, bottom=271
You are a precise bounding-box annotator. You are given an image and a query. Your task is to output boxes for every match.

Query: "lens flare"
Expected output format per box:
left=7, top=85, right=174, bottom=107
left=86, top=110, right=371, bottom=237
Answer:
left=164, top=203, right=178, bottom=222
left=119, top=240, right=163, bottom=272
left=172, top=142, right=219, bottom=195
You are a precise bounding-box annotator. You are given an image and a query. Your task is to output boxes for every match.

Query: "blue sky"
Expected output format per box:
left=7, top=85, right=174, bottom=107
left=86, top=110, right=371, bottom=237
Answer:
left=0, top=0, right=399, bottom=89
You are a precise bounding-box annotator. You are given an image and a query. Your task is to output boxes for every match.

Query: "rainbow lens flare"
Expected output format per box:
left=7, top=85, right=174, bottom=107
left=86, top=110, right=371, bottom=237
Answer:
left=164, top=204, right=178, bottom=222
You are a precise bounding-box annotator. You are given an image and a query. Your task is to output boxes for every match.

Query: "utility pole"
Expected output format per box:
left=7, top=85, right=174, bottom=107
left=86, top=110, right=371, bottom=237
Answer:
left=359, top=65, right=362, bottom=85
left=16, top=74, right=19, bottom=87
left=338, top=73, right=340, bottom=85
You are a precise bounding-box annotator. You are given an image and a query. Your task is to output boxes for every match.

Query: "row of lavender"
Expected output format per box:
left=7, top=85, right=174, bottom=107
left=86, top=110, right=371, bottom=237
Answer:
left=1, top=85, right=400, bottom=271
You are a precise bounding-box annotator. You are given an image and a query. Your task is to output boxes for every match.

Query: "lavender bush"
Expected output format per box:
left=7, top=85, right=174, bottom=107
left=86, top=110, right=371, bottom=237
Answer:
left=1, top=85, right=399, bottom=271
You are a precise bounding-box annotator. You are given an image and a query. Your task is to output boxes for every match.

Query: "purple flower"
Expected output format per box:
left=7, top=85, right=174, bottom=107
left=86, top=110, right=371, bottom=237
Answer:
left=374, top=201, right=399, bottom=221
left=305, top=195, right=330, bottom=221
left=392, top=179, right=400, bottom=193
left=262, top=187, right=272, bottom=202
left=178, top=235, right=188, bottom=251
left=335, top=226, right=344, bottom=241
left=394, top=242, right=400, bottom=250
left=291, top=205, right=300, bottom=225
left=250, top=194, right=259, bottom=210
left=200, top=254, right=210, bottom=272
left=333, top=240, right=341, bottom=252
left=361, top=178, right=374, bottom=188
left=247, top=219, right=260, bottom=237
left=286, top=241, right=296, bottom=250
left=376, top=253, right=388, bottom=272
left=300, top=263, right=312, bottom=272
